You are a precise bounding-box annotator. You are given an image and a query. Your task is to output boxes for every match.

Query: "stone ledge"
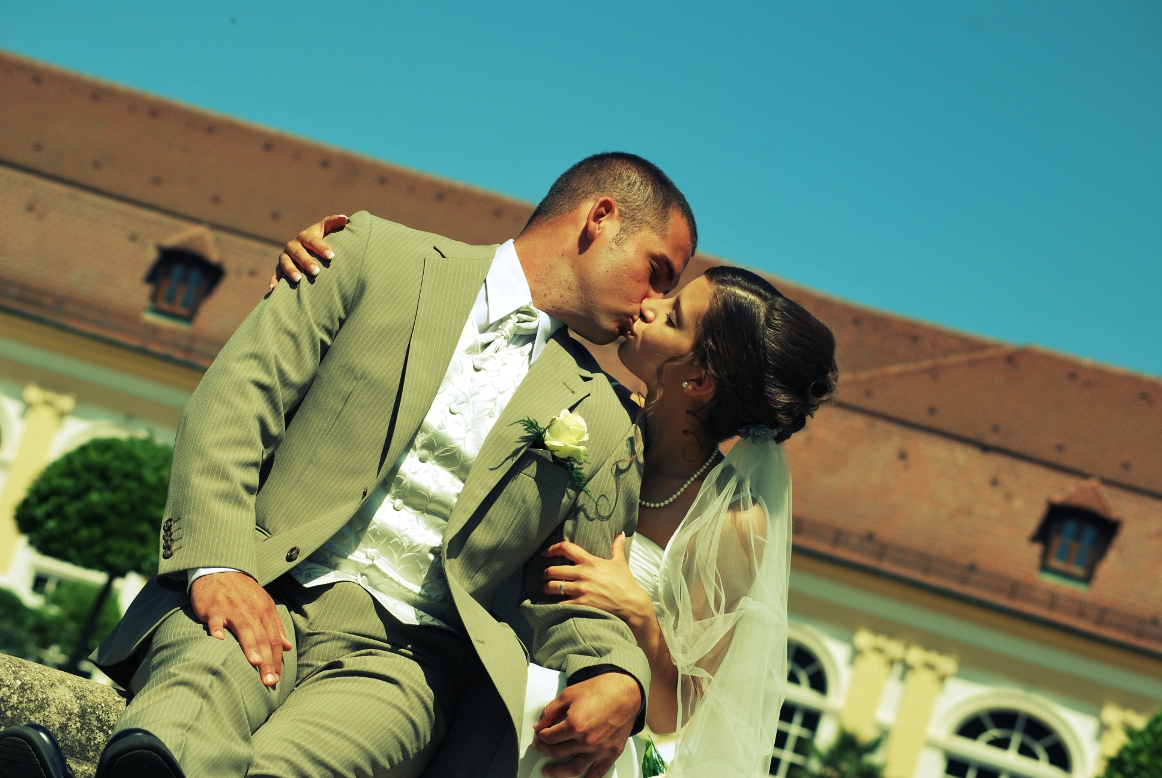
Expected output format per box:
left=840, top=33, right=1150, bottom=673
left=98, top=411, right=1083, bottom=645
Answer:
left=0, top=653, right=125, bottom=778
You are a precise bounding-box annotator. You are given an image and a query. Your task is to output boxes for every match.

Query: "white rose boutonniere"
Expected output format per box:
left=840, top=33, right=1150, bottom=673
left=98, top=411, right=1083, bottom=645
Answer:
left=512, top=409, right=593, bottom=499
left=543, top=410, right=588, bottom=461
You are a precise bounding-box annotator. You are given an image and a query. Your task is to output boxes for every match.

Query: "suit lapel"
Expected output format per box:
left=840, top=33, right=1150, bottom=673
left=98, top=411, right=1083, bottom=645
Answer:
left=444, top=330, right=592, bottom=542
left=380, top=248, right=491, bottom=479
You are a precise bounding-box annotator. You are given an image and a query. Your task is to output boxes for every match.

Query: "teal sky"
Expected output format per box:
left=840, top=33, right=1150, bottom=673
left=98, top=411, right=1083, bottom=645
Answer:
left=2, top=2, right=1159, bottom=376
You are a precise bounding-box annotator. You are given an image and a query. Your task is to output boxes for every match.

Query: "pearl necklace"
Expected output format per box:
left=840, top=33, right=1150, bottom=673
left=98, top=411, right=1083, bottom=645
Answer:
left=640, top=451, right=721, bottom=509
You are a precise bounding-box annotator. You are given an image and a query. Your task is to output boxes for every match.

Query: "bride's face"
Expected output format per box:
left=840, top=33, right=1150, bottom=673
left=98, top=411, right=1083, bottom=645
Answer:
left=618, top=276, right=714, bottom=390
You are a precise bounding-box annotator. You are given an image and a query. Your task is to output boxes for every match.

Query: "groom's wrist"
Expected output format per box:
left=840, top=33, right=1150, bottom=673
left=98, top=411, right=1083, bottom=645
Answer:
left=568, top=666, right=645, bottom=712
left=187, top=566, right=243, bottom=592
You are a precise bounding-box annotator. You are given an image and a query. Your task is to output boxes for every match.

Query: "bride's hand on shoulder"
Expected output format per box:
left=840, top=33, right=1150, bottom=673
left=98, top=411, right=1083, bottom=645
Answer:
left=269, top=214, right=349, bottom=290
left=543, top=534, right=654, bottom=634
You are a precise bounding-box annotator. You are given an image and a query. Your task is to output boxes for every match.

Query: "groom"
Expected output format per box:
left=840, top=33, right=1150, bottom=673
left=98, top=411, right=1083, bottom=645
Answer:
left=83, top=153, right=696, bottom=778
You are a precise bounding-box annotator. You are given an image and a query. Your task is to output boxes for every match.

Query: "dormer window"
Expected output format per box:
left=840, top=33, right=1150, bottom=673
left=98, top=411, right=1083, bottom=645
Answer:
left=1035, top=506, right=1117, bottom=583
left=146, top=250, right=222, bottom=321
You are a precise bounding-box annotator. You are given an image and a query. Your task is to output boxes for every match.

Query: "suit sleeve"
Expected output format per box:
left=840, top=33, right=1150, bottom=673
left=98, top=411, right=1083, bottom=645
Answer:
left=158, top=212, right=374, bottom=578
left=519, top=412, right=652, bottom=731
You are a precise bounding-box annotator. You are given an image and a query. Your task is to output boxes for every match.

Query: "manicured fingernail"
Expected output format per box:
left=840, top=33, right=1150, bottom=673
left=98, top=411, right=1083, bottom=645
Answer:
left=268, top=283, right=275, bottom=292
left=213, top=630, right=224, bottom=639
left=324, top=250, right=334, bottom=260
left=339, top=214, right=348, bottom=219
left=310, top=265, right=320, bottom=276
left=292, top=272, right=302, bottom=282
left=264, top=673, right=276, bottom=685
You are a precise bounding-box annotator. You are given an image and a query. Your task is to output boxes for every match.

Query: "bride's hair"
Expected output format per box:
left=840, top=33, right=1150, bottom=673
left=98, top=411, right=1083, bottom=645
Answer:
left=687, top=266, right=838, bottom=445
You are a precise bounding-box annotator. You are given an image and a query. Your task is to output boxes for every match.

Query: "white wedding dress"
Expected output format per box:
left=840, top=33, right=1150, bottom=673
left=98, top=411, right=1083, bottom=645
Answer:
left=516, top=437, right=791, bottom=778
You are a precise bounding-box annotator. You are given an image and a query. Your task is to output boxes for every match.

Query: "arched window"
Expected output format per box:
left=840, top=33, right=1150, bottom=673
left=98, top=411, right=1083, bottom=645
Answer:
left=944, top=709, right=1072, bottom=778
left=770, top=641, right=829, bottom=777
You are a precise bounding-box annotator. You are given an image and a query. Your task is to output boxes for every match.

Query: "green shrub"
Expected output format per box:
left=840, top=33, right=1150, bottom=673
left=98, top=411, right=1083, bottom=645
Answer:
left=15, top=437, right=171, bottom=579
left=1104, top=708, right=1162, bottom=778
left=794, top=728, right=884, bottom=778
left=14, top=436, right=171, bottom=672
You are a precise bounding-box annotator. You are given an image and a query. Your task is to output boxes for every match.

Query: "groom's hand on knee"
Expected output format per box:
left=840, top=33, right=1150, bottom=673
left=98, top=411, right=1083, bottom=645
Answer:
left=190, top=571, right=293, bottom=687
left=531, top=671, right=641, bottom=778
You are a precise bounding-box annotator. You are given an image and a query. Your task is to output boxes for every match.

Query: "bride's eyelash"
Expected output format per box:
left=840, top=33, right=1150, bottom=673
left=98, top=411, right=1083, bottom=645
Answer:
left=666, top=312, right=677, bottom=327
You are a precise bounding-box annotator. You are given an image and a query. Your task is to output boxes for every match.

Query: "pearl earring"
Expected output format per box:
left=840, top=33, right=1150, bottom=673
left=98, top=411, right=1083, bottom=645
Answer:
left=682, top=381, right=689, bottom=388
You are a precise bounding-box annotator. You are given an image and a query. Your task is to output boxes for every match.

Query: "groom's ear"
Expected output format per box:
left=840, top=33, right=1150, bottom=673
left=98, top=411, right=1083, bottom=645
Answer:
left=584, top=196, right=620, bottom=242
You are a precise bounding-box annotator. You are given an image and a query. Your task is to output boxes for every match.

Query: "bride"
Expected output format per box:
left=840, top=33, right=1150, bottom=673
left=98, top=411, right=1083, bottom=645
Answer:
left=273, top=218, right=838, bottom=777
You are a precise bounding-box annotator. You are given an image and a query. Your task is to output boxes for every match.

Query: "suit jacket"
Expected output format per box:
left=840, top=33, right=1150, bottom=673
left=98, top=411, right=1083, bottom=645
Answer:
left=94, top=213, right=648, bottom=773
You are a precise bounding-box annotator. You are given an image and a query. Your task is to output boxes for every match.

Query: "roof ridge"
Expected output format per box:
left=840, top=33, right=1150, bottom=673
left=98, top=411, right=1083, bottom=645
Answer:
left=839, top=345, right=1019, bottom=383
left=840, top=341, right=1162, bottom=387
left=1021, top=343, right=1162, bottom=386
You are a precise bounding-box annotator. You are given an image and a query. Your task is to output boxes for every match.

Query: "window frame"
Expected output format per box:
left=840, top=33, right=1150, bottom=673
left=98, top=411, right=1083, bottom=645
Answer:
left=1035, top=506, right=1117, bottom=583
left=932, top=695, right=1083, bottom=778
left=770, top=639, right=832, bottom=777
left=146, top=249, right=223, bottom=322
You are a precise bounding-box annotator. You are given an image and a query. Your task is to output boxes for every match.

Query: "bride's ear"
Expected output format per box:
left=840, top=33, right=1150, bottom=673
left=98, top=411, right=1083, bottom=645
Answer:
left=683, top=371, right=716, bottom=399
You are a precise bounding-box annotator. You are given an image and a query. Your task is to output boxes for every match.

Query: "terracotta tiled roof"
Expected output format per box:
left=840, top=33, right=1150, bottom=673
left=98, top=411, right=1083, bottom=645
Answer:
left=785, top=405, right=1162, bottom=655
left=0, top=163, right=272, bottom=367
left=1050, top=479, right=1121, bottom=521
left=3, top=49, right=1160, bottom=653
left=836, top=346, right=1162, bottom=495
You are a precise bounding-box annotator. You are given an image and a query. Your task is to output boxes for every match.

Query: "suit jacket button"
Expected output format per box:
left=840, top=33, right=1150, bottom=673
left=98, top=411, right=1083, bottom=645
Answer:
left=361, top=488, right=368, bottom=499
left=285, top=546, right=300, bottom=563
left=163, top=519, right=174, bottom=532
left=162, top=549, right=174, bottom=559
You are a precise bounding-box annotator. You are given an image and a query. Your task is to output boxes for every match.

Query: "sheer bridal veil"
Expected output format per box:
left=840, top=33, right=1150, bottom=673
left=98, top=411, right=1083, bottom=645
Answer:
left=656, top=433, right=791, bottom=777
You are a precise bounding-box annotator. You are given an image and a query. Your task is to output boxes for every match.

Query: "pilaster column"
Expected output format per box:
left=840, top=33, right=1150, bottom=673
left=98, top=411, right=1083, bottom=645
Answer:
left=0, top=384, right=76, bottom=573
left=841, top=629, right=907, bottom=740
left=884, top=646, right=958, bottom=778
left=1097, top=703, right=1149, bottom=775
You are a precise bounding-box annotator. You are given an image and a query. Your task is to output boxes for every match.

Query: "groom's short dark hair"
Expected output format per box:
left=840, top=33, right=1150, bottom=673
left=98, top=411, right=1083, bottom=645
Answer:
left=523, top=152, right=698, bottom=253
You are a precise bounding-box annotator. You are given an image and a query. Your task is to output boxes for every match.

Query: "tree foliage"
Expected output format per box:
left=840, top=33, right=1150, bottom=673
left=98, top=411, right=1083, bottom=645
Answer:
left=15, top=436, right=171, bottom=578
left=0, top=581, right=122, bottom=666
left=1104, top=708, right=1162, bottom=778
left=795, top=728, right=884, bottom=778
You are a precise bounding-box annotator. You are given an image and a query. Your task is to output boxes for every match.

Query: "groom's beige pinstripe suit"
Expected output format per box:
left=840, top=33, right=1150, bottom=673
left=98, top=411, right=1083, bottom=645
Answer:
left=93, top=213, right=648, bottom=776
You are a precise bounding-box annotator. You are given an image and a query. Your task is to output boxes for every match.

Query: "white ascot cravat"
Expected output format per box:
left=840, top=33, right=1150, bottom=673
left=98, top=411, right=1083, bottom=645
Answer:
left=477, top=305, right=540, bottom=362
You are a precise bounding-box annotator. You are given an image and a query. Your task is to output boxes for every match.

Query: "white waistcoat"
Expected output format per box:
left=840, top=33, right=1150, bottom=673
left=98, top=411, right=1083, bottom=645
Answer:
left=289, top=309, right=539, bottom=630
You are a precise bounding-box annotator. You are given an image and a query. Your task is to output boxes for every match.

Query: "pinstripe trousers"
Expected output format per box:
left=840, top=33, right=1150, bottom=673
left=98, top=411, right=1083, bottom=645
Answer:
left=116, top=577, right=480, bottom=778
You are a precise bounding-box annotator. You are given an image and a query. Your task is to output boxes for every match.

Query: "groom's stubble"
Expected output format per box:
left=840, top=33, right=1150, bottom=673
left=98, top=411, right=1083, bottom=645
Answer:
left=515, top=199, right=693, bottom=346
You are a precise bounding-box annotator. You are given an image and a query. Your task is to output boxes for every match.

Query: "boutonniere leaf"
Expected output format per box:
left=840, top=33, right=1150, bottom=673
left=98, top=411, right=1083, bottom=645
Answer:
left=512, top=409, right=594, bottom=500
left=641, top=735, right=667, bottom=777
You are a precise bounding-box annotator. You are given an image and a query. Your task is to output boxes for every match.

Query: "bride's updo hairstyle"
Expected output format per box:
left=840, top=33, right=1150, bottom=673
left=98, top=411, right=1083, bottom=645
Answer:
left=687, top=266, right=838, bottom=445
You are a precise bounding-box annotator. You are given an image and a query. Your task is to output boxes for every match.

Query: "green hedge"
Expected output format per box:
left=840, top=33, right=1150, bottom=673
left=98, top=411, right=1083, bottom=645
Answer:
left=0, top=581, right=122, bottom=667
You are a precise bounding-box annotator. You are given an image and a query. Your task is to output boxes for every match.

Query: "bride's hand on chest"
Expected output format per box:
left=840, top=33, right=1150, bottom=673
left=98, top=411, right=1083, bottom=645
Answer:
left=542, top=534, right=655, bottom=634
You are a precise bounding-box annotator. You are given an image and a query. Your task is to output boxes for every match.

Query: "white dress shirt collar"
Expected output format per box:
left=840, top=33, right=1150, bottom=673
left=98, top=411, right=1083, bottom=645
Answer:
left=477, top=239, right=565, bottom=363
